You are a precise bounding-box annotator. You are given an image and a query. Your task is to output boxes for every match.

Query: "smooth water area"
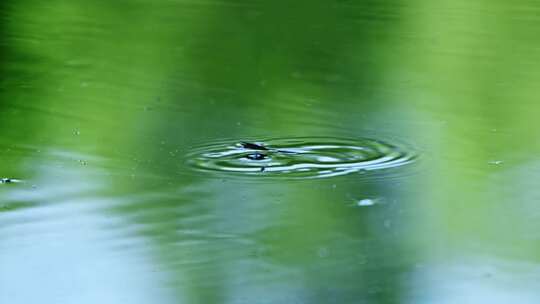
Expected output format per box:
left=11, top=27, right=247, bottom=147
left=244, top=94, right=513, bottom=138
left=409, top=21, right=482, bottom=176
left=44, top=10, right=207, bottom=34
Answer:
left=2, top=1, right=540, bottom=303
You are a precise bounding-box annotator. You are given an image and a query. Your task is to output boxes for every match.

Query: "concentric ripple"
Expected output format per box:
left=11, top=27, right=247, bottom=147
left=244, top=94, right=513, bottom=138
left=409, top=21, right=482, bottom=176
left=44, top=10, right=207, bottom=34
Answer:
left=186, top=137, right=417, bottom=179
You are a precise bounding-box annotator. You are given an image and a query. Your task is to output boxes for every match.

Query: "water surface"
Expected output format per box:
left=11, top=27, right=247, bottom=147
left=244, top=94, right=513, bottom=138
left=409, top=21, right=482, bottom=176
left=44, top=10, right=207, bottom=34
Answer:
left=2, top=1, right=540, bottom=303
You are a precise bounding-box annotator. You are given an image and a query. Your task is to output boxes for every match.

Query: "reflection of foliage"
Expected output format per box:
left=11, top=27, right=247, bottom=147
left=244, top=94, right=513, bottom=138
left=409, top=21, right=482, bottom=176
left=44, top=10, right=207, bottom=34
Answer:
left=0, top=1, right=409, bottom=302
left=9, top=0, right=540, bottom=302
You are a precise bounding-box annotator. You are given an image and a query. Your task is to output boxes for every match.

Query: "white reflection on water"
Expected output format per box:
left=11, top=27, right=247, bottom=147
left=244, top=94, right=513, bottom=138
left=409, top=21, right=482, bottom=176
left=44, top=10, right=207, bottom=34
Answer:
left=407, top=256, right=540, bottom=304
left=0, top=155, right=176, bottom=304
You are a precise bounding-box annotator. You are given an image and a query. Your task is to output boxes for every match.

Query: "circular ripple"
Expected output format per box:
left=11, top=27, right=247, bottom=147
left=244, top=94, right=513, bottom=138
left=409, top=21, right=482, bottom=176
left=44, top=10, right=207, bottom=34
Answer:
left=186, top=137, right=417, bottom=179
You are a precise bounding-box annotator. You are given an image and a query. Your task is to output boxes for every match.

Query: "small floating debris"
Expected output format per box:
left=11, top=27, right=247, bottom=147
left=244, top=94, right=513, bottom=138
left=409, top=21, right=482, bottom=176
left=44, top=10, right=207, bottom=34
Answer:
left=488, top=160, right=503, bottom=165
left=1, top=178, right=22, bottom=184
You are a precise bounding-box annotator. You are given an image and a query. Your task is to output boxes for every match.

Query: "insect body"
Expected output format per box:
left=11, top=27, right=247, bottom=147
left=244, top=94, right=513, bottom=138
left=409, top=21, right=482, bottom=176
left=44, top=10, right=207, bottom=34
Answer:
left=240, top=142, right=268, bottom=150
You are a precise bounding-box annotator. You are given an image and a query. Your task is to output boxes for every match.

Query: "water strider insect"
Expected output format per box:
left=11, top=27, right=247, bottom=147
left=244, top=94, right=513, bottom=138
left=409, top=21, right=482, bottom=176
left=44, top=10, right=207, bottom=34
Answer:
left=240, top=141, right=296, bottom=155
left=240, top=141, right=297, bottom=173
left=240, top=142, right=268, bottom=150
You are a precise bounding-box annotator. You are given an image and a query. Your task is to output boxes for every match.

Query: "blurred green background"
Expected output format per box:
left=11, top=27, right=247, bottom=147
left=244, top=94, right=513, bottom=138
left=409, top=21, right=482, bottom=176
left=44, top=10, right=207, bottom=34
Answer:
left=1, top=1, right=540, bottom=303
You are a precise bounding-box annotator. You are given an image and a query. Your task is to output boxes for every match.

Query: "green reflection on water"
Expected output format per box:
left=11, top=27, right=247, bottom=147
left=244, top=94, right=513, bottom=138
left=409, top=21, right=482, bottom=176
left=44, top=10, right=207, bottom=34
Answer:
left=2, top=0, right=540, bottom=303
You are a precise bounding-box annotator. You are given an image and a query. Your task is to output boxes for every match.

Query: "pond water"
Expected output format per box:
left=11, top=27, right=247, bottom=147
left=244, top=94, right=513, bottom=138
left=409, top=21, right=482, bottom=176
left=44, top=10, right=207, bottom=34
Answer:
left=2, top=1, right=540, bottom=303
left=187, top=137, right=417, bottom=178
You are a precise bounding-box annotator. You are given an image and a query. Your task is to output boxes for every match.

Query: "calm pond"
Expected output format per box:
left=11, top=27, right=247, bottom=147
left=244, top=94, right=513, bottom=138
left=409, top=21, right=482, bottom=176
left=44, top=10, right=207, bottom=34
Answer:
left=2, top=1, right=540, bottom=303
